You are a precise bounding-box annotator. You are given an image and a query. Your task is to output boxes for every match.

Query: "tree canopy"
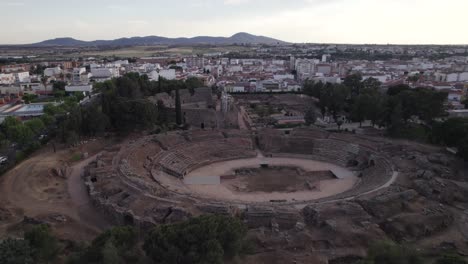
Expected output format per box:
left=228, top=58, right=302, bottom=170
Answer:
left=359, top=241, right=423, bottom=264
left=143, top=215, right=248, bottom=264
left=0, top=225, right=59, bottom=264
left=303, top=79, right=448, bottom=136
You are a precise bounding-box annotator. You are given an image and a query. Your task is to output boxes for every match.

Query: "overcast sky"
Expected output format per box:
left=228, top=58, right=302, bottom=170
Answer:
left=1, top=0, right=467, bottom=44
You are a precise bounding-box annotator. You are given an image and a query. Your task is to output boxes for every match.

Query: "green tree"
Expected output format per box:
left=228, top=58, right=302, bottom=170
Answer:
left=22, top=94, right=38, bottom=104
left=304, top=107, right=317, bottom=125
left=387, top=84, right=410, bottom=96
left=157, top=100, right=168, bottom=124
left=388, top=102, right=404, bottom=135
left=0, top=238, right=34, bottom=264
left=432, top=118, right=468, bottom=147
left=69, top=226, right=140, bottom=264
left=102, top=241, right=122, bottom=264
left=351, top=94, right=373, bottom=127
left=398, top=90, right=419, bottom=123
left=303, top=80, right=324, bottom=99
left=362, top=77, right=381, bottom=92
left=8, top=125, right=34, bottom=147
left=24, top=225, right=60, bottom=263
left=344, top=73, right=363, bottom=96
left=43, top=104, right=65, bottom=116
left=360, top=241, right=423, bottom=264
left=415, top=88, right=447, bottom=124
left=25, top=119, right=45, bottom=135
left=143, top=215, right=248, bottom=264
left=81, top=105, right=109, bottom=136
left=2, top=116, right=21, bottom=129
left=185, top=77, right=204, bottom=96
left=175, top=87, right=182, bottom=125
left=368, top=94, right=386, bottom=127
left=40, top=114, right=56, bottom=127
left=462, top=98, right=468, bottom=109
left=41, top=76, right=49, bottom=94
left=52, top=81, right=67, bottom=91
left=328, top=84, right=350, bottom=120
left=54, top=90, right=66, bottom=98
left=457, top=137, right=468, bottom=161
left=30, top=64, right=45, bottom=75
left=407, top=74, right=421, bottom=83
left=436, top=253, right=467, bottom=264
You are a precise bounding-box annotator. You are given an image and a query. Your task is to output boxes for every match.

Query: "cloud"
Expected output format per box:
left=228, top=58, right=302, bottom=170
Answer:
left=223, top=0, right=250, bottom=5
left=107, top=4, right=126, bottom=11
left=127, top=20, right=149, bottom=25
left=3, top=2, right=25, bottom=6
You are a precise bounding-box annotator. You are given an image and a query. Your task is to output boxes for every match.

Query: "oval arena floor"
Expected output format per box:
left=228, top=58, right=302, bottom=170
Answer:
left=183, top=157, right=358, bottom=203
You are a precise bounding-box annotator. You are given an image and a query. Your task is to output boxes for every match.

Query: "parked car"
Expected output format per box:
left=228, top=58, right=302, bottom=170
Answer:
left=0, top=156, right=8, bottom=165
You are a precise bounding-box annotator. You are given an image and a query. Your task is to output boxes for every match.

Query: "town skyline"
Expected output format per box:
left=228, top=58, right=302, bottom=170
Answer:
left=1, top=0, right=468, bottom=45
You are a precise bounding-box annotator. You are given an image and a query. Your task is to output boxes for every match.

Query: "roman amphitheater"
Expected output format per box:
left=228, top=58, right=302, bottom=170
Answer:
left=78, top=93, right=468, bottom=262
left=84, top=128, right=404, bottom=227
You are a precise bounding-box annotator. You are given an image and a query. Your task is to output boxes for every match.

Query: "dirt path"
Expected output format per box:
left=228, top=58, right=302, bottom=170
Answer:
left=67, top=155, right=109, bottom=231
left=0, top=143, right=111, bottom=241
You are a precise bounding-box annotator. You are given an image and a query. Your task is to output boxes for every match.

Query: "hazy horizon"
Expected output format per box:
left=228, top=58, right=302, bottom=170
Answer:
left=1, top=0, right=468, bottom=45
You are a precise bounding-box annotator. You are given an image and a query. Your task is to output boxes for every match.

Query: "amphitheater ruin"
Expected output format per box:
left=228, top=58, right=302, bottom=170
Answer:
left=83, top=117, right=468, bottom=261
left=84, top=128, right=400, bottom=228
left=76, top=87, right=468, bottom=261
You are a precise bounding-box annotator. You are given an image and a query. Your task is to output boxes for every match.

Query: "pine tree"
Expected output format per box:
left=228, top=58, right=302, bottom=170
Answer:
left=175, top=87, right=182, bottom=125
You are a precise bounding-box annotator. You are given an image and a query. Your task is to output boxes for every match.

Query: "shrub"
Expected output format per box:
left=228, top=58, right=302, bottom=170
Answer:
left=143, top=215, right=247, bottom=264
left=436, top=253, right=467, bottom=264
left=360, top=241, right=423, bottom=264
left=24, top=224, right=61, bottom=263
left=0, top=238, right=34, bottom=264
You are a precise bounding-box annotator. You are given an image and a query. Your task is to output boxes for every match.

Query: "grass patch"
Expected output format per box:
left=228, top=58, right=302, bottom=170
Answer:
left=70, top=153, right=82, bottom=162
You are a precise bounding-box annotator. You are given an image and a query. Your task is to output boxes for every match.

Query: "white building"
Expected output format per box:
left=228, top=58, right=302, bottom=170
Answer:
left=72, top=68, right=87, bottom=83
left=0, top=85, right=22, bottom=95
left=448, top=109, right=468, bottom=118
left=311, top=76, right=342, bottom=84
left=112, top=60, right=129, bottom=66
left=447, top=89, right=463, bottom=102
left=446, top=73, right=459, bottom=82
left=274, top=74, right=295, bottom=81
left=185, top=57, right=205, bottom=68
left=65, top=84, right=93, bottom=93
left=363, top=75, right=390, bottom=83
left=272, top=60, right=285, bottom=66
left=91, top=68, right=120, bottom=79
left=0, top=73, right=15, bottom=85
left=225, top=83, right=248, bottom=93
left=44, top=67, right=62, bottom=77
left=316, top=64, right=332, bottom=75
left=322, top=54, right=331, bottom=62
left=227, top=65, right=243, bottom=73
left=149, top=69, right=176, bottom=81
left=14, top=72, right=30, bottom=83
left=460, top=72, right=468, bottom=82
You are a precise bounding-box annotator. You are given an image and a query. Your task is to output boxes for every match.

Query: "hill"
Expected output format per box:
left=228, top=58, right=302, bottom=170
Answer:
left=31, top=32, right=286, bottom=46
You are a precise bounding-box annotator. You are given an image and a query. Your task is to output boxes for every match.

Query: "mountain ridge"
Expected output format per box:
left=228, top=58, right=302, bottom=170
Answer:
left=31, top=32, right=287, bottom=46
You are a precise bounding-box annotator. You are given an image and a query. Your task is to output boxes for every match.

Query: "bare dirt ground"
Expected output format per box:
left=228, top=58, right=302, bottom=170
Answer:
left=225, top=167, right=334, bottom=193
left=184, top=157, right=358, bottom=203
left=0, top=139, right=112, bottom=241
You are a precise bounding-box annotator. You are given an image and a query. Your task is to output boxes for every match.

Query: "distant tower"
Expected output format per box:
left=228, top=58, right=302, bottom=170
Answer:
left=221, top=91, right=230, bottom=113
left=322, top=54, right=331, bottom=63
left=290, top=56, right=296, bottom=70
